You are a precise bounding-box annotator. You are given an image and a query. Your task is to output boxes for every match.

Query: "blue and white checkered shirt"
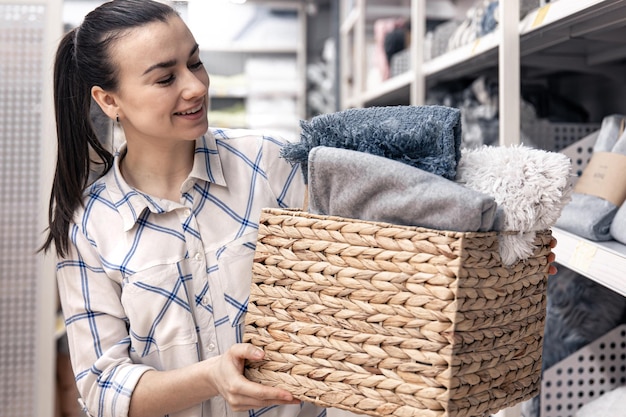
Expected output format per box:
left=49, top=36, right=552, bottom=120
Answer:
left=57, top=128, right=324, bottom=417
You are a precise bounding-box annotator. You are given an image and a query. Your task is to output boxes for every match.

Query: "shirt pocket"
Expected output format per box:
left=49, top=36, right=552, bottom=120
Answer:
left=121, top=261, right=197, bottom=358
left=218, top=231, right=258, bottom=327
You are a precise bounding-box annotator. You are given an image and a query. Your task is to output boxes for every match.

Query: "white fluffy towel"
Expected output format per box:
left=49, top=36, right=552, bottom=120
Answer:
left=456, top=145, right=573, bottom=265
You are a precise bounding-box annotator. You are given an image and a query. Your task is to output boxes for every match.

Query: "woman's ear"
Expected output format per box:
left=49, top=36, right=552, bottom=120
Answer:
left=91, top=86, right=120, bottom=122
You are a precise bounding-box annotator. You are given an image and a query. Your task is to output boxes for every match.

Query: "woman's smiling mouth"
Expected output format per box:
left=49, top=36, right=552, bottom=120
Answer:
left=175, top=104, right=203, bottom=116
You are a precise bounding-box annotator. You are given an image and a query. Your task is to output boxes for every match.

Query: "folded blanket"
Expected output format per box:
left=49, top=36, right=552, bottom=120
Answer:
left=281, top=105, right=462, bottom=182
left=307, top=146, right=499, bottom=232
left=456, top=145, right=573, bottom=265
left=610, top=126, right=626, bottom=244
left=610, top=201, right=626, bottom=244
left=555, top=114, right=626, bottom=241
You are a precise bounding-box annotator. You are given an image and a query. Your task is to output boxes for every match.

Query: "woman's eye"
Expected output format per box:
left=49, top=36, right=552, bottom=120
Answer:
left=189, top=61, right=204, bottom=70
left=157, top=75, right=175, bottom=85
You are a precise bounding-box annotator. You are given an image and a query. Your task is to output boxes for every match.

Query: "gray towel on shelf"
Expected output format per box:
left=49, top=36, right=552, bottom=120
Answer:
left=610, top=122, right=626, bottom=244
left=307, top=146, right=499, bottom=232
left=282, top=105, right=462, bottom=183
left=456, top=145, right=573, bottom=265
left=610, top=201, right=626, bottom=244
left=555, top=114, right=626, bottom=241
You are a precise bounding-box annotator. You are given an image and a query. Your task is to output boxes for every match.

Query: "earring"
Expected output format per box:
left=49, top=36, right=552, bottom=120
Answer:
left=115, top=114, right=120, bottom=123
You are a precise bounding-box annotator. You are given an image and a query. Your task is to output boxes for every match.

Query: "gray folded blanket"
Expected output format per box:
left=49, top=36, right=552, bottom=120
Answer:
left=610, top=127, right=626, bottom=244
left=307, top=146, right=499, bottom=232
left=610, top=199, right=626, bottom=244
left=282, top=105, right=462, bottom=182
left=555, top=114, right=626, bottom=241
left=456, top=145, right=573, bottom=265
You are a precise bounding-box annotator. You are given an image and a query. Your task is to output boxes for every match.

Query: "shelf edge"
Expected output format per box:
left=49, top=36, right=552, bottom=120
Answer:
left=551, top=226, right=626, bottom=297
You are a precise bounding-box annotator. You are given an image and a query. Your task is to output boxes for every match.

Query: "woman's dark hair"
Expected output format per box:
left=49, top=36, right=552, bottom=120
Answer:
left=41, top=0, right=177, bottom=256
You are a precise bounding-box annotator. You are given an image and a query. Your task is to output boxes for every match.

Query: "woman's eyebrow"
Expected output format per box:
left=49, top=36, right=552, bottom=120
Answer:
left=142, top=43, right=200, bottom=75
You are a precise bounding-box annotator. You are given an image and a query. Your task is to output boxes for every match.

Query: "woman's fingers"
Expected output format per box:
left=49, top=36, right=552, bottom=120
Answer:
left=212, top=343, right=300, bottom=411
left=548, top=236, right=558, bottom=275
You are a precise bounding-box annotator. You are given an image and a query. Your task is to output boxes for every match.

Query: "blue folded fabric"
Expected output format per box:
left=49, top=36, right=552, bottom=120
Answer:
left=307, top=146, right=499, bottom=232
left=281, top=105, right=462, bottom=182
left=555, top=114, right=626, bottom=241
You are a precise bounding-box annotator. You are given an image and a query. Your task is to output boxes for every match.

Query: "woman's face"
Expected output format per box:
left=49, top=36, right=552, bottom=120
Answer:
left=108, top=15, right=209, bottom=147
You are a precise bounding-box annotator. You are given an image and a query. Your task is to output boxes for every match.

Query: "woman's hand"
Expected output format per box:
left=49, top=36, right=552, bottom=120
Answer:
left=206, top=343, right=300, bottom=412
left=548, top=237, right=558, bottom=275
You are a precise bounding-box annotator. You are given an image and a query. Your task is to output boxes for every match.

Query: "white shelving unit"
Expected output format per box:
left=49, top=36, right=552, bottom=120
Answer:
left=552, top=227, right=626, bottom=298
left=188, top=1, right=307, bottom=142
left=339, top=1, right=626, bottom=416
left=339, top=0, right=626, bottom=294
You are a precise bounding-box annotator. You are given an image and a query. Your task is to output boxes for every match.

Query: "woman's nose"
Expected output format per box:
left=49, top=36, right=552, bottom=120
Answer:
left=182, top=69, right=209, bottom=99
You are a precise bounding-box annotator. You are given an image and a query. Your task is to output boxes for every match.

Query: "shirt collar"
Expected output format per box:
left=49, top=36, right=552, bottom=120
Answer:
left=187, top=131, right=226, bottom=190
left=104, top=131, right=227, bottom=232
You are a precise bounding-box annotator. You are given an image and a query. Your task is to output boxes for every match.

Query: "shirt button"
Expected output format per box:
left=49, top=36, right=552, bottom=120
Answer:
left=194, top=252, right=203, bottom=261
left=201, top=296, right=209, bottom=306
left=184, top=209, right=192, bottom=218
left=208, top=343, right=216, bottom=352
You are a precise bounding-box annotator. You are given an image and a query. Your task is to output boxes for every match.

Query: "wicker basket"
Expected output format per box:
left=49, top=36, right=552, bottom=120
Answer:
left=244, top=208, right=553, bottom=417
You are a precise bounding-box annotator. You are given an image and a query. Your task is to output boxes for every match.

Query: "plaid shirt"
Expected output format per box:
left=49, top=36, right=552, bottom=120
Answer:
left=57, top=128, right=324, bottom=417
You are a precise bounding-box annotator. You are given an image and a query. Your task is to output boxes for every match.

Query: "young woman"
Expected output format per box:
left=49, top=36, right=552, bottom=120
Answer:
left=41, top=1, right=321, bottom=416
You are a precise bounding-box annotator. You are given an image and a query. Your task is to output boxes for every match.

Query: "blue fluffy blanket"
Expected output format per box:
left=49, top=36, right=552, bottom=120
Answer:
left=281, top=105, right=462, bottom=182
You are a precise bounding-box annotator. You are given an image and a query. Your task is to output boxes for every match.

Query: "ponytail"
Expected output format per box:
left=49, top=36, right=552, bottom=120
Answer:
left=40, top=0, right=177, bottom=257
left=41, top=29, right=113, bottom=257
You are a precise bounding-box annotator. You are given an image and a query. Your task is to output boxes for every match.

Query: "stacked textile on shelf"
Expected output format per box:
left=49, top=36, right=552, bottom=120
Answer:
left=611, top=198, right=626, bottom=244
left=283, top=105, right=573, bottom=265
left=608, top=117, right=626, bottom=242
left=555, top=114, right=626, bottom=241
left=426, top=0, right=539, bottom=60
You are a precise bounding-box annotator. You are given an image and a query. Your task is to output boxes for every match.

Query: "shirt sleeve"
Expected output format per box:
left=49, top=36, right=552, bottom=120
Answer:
left=57, top=222, right=153, bottom=417
left=262, top=135, right=307, bottom=210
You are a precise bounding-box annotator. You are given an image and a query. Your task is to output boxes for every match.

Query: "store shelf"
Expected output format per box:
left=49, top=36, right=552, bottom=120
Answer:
left=338, top=1, right=626, bottom=415
left=343, top=0, right=626, bottom=106
left=552, top=226, right=626, bottom=298
left=520, top=0, right=626, bottom=57
left=422, top=30, right=499, bottom=81
left=194, top=1, right=306, bottom=139
left=520, top=0, right=623, bottom=37
left=210, top=89, right=249, bottom=99
left=424, top=0, right=626, bottom=81
left=361, top=70, right=413, bottom=106
left=201, top=44, right=299, bottom=53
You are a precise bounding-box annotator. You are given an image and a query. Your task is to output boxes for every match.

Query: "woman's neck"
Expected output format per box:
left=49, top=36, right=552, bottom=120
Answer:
left=120, top=140, right=195, bottom=202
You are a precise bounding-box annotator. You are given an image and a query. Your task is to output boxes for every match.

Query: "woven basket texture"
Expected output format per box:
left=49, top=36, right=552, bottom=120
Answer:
left=244, top=208, right=552, bottom=417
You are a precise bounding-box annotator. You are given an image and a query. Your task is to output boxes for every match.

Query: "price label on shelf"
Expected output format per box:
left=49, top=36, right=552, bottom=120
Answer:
left=569, top=240, right=597, bottom=273
left=470, top=39, right=481, bottom=56
left=532, top=4, right=551, bottom=29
